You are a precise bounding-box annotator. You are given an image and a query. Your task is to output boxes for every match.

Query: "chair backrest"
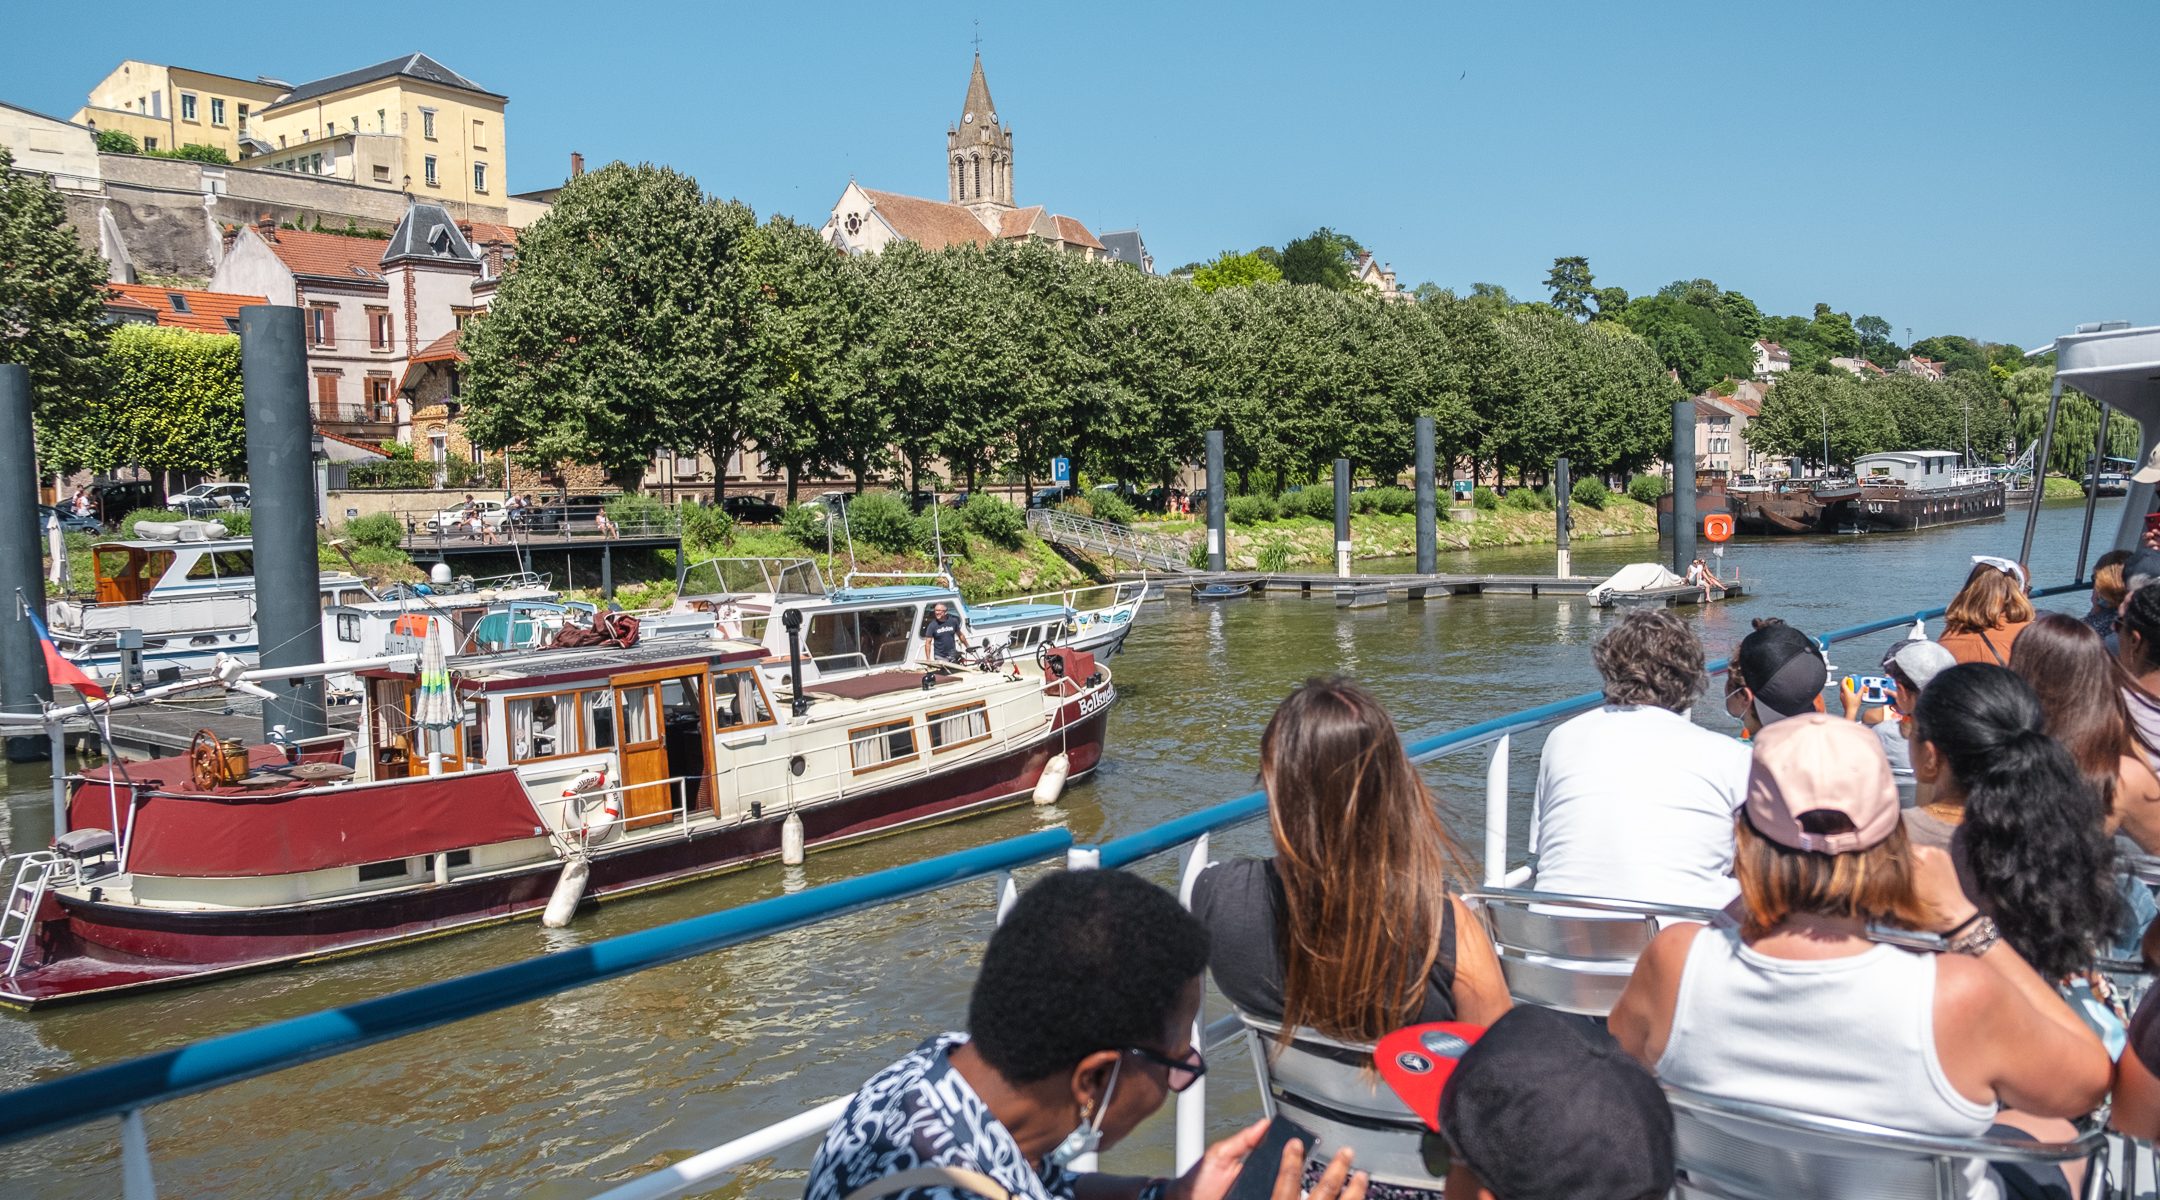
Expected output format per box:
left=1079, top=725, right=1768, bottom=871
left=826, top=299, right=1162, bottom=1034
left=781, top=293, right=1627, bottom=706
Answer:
left=1664, top=1084, right=2102, bottom=1200
left=1235, top=1013, right=1444, bottom=1191
left=1463, top=888, right=1721, bottom=1016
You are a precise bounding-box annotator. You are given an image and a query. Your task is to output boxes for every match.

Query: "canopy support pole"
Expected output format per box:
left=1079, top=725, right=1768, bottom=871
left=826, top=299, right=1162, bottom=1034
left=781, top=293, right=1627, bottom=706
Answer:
left=2018, top=377, right=2065, bottom=571
left=2074, top=403, right=2112, bottom=583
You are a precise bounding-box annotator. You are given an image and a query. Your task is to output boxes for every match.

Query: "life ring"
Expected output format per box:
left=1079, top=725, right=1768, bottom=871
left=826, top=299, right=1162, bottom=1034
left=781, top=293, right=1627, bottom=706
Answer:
left=562, top=767, right=619, bottom=844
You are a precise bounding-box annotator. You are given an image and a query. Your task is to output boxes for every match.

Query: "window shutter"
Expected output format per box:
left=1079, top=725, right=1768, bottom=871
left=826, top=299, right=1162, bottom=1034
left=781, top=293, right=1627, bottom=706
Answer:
left=315, top=374, right=339, bottom=418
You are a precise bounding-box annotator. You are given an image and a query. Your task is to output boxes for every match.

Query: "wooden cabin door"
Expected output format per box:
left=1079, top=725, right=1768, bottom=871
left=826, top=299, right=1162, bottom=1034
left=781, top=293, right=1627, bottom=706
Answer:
left=613, top=667, right=712, bottom=830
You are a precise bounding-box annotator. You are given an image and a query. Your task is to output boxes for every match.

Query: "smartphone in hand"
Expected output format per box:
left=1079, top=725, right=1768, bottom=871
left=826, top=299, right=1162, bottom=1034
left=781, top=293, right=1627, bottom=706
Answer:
left=1225, top=1117, right=1317, bottom=1200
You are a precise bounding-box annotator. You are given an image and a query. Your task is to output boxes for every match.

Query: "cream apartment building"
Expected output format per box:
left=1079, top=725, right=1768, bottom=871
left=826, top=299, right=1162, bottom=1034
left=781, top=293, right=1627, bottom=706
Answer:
left=248, top=55, right=506, bottom=213
left=73, top=61, right=285, bottom=157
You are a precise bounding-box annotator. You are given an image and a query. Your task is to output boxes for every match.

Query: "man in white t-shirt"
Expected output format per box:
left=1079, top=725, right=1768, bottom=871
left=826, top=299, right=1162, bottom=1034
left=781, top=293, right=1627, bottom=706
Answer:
left=1530, top=609, right=1752, bottom=910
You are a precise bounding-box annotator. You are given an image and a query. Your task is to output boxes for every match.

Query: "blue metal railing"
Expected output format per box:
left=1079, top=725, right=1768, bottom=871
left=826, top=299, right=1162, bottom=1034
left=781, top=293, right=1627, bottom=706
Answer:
left=0, top=583, right=2100, bottom=1180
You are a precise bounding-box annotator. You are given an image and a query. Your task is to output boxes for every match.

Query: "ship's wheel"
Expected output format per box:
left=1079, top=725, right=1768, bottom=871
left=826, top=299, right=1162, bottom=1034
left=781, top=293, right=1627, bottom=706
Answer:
left=188, top=728, right=226, bottom=791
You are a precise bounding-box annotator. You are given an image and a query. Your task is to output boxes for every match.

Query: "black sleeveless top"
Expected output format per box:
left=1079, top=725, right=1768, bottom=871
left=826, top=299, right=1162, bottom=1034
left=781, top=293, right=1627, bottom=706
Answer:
left=1189, top=857, right=1460, bottom=1028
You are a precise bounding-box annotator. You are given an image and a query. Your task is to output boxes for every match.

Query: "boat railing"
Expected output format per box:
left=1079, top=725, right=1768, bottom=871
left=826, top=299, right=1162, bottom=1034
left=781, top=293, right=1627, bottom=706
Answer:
left=0, top=586, right=2097, bottom=1198
left=971, top=578, right=1148, bottom=618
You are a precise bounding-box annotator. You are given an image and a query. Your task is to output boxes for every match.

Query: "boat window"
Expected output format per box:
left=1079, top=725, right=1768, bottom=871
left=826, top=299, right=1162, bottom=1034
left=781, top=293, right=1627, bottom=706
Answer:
left=849, top=718, right=917, bottom=773
left=619, top=685, right=659, bottom=744
left=713, top=668, right=773, bottom=732
left=358, top=858, right=414, bottom=883
left=805, top=606, right=916, bottom=670
left=583, top=691, right=616, bottom=750
left=446, top=849, right=472, bottom=868
left=509, top=693, right=575, bottom=761
left=927, top=701, right=990, bottom=752
left=335, top=612, right=361, bottom=643
left=462, top=698, right=486, bottom=764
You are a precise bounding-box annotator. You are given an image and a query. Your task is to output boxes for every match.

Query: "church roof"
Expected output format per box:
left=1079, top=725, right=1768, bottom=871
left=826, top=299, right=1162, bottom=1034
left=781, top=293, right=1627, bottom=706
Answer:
left=859, top=188, right=993, bottom=250
left=957, top=53, right=1000, bottom=131
left=1050, top=215, right=1103, bottom=252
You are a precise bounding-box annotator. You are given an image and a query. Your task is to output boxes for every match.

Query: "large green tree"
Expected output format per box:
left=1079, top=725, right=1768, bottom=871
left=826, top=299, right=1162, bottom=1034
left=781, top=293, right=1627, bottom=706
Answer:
left=1544, top=256, right=1596, bottom=320
left=1191, top=250, right=1283, bottom=293
left=40, top=326, right=244, bottom=493
left=745, top=215, right=858, bottom=500
left=459, top=162, right=762, bottom=495
left=1276, top=227, right=1365, bottom=290
left=0, top=147, right=110, bottom=431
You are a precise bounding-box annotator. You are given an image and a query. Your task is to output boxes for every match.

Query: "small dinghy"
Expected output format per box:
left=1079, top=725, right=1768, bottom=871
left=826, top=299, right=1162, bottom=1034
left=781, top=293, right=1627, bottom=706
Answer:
left=1191, top=582, right=1251, bottom=601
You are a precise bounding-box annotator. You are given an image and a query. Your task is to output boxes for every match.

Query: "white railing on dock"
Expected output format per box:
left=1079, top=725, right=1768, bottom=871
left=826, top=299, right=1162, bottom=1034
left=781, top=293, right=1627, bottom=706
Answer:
left=1026, top=509, right=1196, bottom=573
left=0, top=587, right=2104, bottom=1200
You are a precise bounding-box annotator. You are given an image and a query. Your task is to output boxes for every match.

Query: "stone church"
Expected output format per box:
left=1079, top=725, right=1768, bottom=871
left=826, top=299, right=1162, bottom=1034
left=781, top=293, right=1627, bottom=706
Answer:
left=821, top=55, right=1106, bottom=257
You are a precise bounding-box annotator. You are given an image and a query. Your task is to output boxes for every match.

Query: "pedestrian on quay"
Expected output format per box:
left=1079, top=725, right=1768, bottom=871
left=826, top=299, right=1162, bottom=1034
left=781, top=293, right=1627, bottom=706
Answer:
left=804, top=869, right=1368, bottom=1200
left=1938, top=556, right=2032, bottom=666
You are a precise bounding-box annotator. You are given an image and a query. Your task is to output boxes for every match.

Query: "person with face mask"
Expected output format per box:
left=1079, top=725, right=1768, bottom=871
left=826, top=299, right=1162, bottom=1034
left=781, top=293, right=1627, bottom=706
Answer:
left=806, top=869, right=1367, bottom=1200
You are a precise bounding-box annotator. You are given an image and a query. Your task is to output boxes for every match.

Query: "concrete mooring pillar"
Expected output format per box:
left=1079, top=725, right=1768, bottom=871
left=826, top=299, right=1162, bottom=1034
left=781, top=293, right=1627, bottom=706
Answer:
left=1205, top=430, right=1226, bottom=572
left=1414, top=416, right=1436, bottom=575
left=1671, top=399, right=1697, bottom=577
left=241, top=306, right=328, bottom=741
left=1333, top=458, right=1351, bottom=578
left=0, top=365, right=52, bottom=762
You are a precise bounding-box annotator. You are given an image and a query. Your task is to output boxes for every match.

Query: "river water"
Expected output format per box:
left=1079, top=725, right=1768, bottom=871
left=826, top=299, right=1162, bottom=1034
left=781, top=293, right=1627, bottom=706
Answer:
left=0, top=499, right=2126, bottom=1198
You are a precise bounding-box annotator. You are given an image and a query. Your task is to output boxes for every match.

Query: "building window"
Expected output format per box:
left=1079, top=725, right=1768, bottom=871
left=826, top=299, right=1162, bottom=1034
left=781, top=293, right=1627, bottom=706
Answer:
left=143, top=136, right=158, bottom=152
left=472, top=119, right=487, bottom=150
left=377, top=108, right=386, bottom=132
left=473, top=162, right=487, bottom=193
left=308, top=306, right=335, bottom=348
left=210, top=98, right=226, bottom=126
left=452, top=306, right=479, bottom=331
left=309, top=153, right=323, bottom=174
left=424, top=156, right=438, bottom=187
left=328, top=121, right=337, bottom=137
left=420, top=108, right=437, bottom=140
left=312, top=372, right=340, bottom=419
left=365, top=375, right=394, bottom=420
left=373, top=165, right=391, bottom=182
left=180, top=93, right=197, bottom=122
left=166, top=293, right=191, bottom=314
left=367, top=308, right=392, bottom=350
left=237, top=103, right=249, bottom=129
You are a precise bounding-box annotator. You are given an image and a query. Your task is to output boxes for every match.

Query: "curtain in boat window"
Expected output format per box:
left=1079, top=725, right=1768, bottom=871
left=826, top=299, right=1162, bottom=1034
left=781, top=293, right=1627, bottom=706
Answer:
left=619, top=686, right=658, bottom=744
left=583, top=691, right=616, bottom=750
left=850, top=719, right=916, bottom=772
left=714, top=670, right=772, bottom=731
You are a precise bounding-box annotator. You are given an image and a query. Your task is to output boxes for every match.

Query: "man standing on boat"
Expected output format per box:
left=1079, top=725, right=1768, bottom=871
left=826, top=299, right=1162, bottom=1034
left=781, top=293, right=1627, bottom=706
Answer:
left=922, top=601, right=969, bottom=666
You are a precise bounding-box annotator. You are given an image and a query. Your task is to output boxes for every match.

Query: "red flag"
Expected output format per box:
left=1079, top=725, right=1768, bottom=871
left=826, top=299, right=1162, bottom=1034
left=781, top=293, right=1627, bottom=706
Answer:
left=25, top=610, right=107, bottom=701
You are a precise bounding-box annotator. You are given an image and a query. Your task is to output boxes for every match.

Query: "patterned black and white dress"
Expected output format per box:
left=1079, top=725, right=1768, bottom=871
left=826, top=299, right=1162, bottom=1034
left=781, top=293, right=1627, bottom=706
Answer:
left=805, top=1032, right=1080, bottom=1200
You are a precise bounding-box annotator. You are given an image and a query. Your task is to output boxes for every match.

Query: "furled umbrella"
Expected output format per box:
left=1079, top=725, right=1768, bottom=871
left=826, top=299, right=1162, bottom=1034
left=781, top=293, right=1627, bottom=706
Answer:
left=414, top=615, right=458, bottom=775
left=46, top=511, right=68, bottom=590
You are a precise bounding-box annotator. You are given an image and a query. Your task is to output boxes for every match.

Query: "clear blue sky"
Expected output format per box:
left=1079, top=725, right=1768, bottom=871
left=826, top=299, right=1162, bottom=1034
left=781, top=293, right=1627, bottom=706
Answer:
left=11, top=1, right=2155, bottom=345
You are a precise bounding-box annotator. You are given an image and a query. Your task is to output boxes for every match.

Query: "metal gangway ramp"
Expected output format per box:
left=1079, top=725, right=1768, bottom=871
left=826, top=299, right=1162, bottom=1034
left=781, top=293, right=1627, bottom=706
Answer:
left=1026, top=508, right=1197, bottom=573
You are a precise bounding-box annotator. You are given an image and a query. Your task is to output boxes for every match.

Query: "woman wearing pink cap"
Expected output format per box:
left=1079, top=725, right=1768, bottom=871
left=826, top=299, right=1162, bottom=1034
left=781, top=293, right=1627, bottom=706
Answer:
left=1610, top=714, right=2111, bottom=1199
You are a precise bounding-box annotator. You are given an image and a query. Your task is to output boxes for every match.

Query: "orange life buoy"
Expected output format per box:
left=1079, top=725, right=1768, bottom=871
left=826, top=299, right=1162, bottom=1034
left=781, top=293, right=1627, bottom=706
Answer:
left=1703, top=513, right=1734, bottom=543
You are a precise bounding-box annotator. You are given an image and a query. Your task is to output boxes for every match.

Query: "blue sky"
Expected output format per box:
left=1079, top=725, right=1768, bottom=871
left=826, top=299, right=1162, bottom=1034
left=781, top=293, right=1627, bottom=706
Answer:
left=10, top=1, right=2155, bottom=345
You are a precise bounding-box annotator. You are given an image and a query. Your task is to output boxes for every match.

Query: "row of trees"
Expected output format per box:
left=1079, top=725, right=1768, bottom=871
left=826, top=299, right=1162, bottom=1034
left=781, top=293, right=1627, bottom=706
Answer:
left=463, top=164, right=1688, bottom=499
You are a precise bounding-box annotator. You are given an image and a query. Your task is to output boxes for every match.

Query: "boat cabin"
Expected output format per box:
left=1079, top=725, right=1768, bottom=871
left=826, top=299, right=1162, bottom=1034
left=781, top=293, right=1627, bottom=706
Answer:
left=1854, top=450, right=1967, bottom=491
left=90, top=537, right=373, bottom=607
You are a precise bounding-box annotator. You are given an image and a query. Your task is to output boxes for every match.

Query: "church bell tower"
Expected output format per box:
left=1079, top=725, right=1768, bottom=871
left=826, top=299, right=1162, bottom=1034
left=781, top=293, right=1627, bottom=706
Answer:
left=947, top=53, right=1014, bottom=222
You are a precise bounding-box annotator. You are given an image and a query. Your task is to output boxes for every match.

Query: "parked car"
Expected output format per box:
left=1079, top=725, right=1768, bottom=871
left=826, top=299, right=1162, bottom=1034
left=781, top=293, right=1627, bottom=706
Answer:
left=1092, top=482, right=1137, bottom=498
left=166, top=482, right=251, bottom=517
left=36, top=505, right=102, bottom=535
left=1028, top=485, right=1073, bottom=510
left=90, top=479, right=159, bottom=520
left=425, top=499, right=509, bottom=536
left=797, top=491, right=851, bottom=518
left=526, top=494, right=612, bottom=534
left=721, top=494, right=786, bottom=524
left=942, top=490, right=977, bottom=509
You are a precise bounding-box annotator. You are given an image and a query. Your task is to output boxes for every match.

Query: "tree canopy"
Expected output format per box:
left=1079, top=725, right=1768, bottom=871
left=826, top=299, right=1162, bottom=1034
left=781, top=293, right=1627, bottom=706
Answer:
left=39, top=326, right=246, bottom=482
left=0, top=147, right=111, bottom=417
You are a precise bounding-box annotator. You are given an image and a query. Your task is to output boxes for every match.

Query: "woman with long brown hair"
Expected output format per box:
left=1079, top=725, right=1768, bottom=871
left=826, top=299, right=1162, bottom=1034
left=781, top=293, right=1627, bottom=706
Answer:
left=1938, top=557, right=2034, bottom=665
left=2010, top=612, right=2160, bottom=850
left=1191, top=677, right=1510, bottom=1043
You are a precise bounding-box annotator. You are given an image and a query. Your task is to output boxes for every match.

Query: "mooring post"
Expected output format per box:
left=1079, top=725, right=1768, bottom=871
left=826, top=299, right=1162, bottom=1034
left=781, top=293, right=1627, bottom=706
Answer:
left=0, top=364, right=53, bottom=764
left=1671, top=399, right=1697, bottom=578
left=1205, top=430, right=1226, bottom=573
left=1554, top=456, right=1572, bottom=579
left=1414, top=415, right=1436, bottom=576
left=602, top=544, right=614, bottom=600
left=241, top=305, right=327, bottom=741
left=1333, top=457, right=1351, bottom=578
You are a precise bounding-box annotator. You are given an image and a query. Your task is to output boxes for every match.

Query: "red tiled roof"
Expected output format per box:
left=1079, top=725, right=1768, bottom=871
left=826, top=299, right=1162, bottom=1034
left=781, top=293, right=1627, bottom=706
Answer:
left=1050, top=214, right=1103, bottom=251
left=256, top=226, right=387, bottom=284
left=316, top=428, right=390, bottom=457
left=997, top=206, right=1046, bottom=238
left=107, top=283, right=269, bottom=334
left=859, top=189, right=993, bottom=250
left=460, top=220, right=518, bottom=246
left=409, top=329, right=464, bottom=365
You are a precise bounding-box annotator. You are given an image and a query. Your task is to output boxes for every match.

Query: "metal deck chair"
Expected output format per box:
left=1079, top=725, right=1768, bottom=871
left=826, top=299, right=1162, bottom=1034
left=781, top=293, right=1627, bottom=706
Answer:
left=1462, top=888, right=1722, bottom=1017
left=1665, top=1084, right=2107, bottom=1200
left=1235, top=1014, right=1445, bottom=1193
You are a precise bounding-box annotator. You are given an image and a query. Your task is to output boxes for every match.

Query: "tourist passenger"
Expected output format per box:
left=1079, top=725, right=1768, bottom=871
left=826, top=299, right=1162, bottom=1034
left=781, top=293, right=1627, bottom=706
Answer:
left=2114, top=583, right=2160, bottom=771
left=1609, top=715, right=2112, bottom=1199
left=1193, top=678, right=1511, bottom=1045
left=1938, top=557, right=2032, bottom=666
left=1725, top=619, right=1828, bottom=736
left=804, top=869, right=1366, bottom=1200
left=2010, top=613, right=2160, bottom=851
left=1910, top=664, right=2123, bottom=981
left=1873, top=631, right=1955, bottom=779
left=2087, top=549, right=2133, bottom=642
left=1529, top=610, right=1752, bottom=909
left=1420, top=1006, right=1675, bottom=1200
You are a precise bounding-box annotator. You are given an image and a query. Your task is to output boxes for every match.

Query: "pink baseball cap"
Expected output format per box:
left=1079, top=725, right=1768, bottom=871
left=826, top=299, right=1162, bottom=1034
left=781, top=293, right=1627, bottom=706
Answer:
left=1745, top=714, right=1900, bottom=854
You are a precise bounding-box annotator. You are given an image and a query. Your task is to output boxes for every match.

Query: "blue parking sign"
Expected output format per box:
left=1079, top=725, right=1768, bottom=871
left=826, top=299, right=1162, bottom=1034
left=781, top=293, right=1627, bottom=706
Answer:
left=1052, top=456, right=1071, bottom=483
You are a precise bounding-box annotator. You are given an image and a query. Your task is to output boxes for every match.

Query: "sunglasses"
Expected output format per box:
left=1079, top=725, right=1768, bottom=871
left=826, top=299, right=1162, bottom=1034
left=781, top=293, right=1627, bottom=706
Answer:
left=1124, top=1044, right=1208, bottom=1092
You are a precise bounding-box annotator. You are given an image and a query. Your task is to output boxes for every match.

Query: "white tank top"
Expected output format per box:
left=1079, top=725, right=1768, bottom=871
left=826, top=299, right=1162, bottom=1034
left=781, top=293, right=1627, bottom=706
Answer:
left=1658, top=923, right=1997, bottom=1183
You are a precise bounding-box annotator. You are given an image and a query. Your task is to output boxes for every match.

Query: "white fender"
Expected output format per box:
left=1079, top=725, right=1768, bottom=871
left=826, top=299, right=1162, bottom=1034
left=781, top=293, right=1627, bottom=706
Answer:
left=781, top=811, right=805, bottom=865
left=1033, top=752, right=1071, bottom=806
left=542, top=856, right=590, bottom=928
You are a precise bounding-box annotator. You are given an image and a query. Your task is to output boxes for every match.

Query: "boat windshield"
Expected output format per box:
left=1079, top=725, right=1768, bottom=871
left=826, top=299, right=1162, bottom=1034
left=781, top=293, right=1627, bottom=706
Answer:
left=803, top=605, right=918, bottom=671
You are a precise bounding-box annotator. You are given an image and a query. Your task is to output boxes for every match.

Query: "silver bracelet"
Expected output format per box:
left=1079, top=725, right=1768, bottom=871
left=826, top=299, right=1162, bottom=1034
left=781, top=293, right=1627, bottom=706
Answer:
left=1947, top=914, right=2001, bottom=957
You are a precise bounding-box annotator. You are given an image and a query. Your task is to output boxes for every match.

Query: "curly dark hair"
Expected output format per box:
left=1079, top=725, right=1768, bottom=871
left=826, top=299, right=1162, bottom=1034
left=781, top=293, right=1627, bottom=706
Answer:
left=967, top=869, right=1209, bottom=1083
left=1592, top=609, right=1708, bottom=712
left=2121, top=583, right=2160, bottom=674
left=1913, top=664, right=2121, bottom=979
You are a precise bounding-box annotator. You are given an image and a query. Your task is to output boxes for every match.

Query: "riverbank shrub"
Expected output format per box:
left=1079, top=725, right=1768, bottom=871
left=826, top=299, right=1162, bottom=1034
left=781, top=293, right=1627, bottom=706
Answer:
left=1187, top=540, right=1209, bottom=569
left=1256, top=540, right=1293, bottom=573
left=678, top=501, right=732, bottom=548
left=1503, top=487, right=1543, bottom=512
left=1627, top=474, right=1666, bottom=505
left=782, top=502, right=825, bottom=549
left=1368, top=486, right=1415, bottom=515
left=1472, top=487, right=1499, bottom=511
left=1088, top=490, right=1137, bottom=526
left=961, top=494, right=1025, bottom=548
left=1227, top=494, right=1278, bottom=525
left=604, top=492, right=668, bottom=532
left=1570, top=477, right=1610, bottom=510
left=848, top=491, right=921, bottom=554
left=342, top=513, right=405, bottom=549
left=1282, top=487, right=1334, bottom=520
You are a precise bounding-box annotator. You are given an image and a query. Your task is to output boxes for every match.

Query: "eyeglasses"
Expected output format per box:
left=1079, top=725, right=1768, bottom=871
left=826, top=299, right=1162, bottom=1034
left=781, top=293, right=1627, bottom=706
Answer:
left=1124, top=1044, right=1207, bottom=1092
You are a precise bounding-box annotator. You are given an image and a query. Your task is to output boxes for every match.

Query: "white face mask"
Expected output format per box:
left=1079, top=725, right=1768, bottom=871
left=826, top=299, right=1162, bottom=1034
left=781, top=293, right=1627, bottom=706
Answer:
left=1044, top=1058, right=1121, bottom=1168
